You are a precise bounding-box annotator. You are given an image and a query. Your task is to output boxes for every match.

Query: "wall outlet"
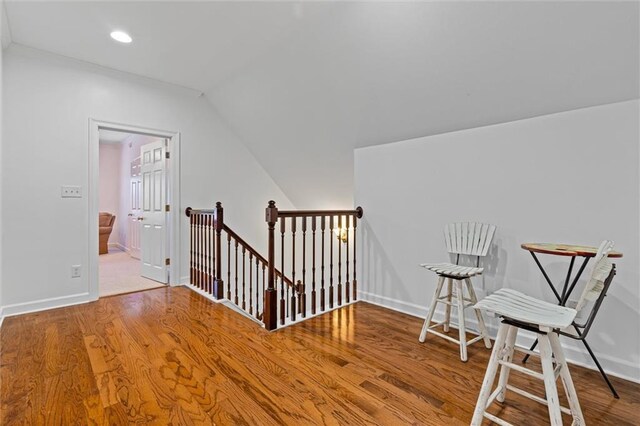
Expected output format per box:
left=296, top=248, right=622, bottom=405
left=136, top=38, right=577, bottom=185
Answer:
left=71, top=265, right=81, bottom=278
left=61, top=185, right=82, bottom=198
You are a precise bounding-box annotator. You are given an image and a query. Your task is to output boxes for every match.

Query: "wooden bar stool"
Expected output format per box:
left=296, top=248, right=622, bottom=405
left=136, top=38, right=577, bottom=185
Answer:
left=471, top=241, right=616, bottom=425
left=419, top=223, right=496, bottom=361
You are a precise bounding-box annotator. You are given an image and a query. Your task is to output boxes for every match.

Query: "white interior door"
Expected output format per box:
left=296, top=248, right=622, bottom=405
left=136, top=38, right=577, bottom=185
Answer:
left=140, top=140, right=168, bottom=283
left=128, top=157, right=142, bottom=259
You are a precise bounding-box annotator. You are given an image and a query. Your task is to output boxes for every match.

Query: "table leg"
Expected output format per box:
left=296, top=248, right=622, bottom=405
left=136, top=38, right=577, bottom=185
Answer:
left=530, top=252, right=561, bottom=302
left=561, top=257, right=590, bottom=305
left=523, top=254, right=588, bottom=364
left=560, top=256, right=575, bottom=302
left=577, top=332, right=620, bottom=398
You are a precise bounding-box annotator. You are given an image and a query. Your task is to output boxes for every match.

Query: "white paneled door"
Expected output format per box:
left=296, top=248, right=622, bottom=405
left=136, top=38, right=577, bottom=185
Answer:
left=128, top=157, right=142, bottom=260
left=140, top=140, right=168, bottom=283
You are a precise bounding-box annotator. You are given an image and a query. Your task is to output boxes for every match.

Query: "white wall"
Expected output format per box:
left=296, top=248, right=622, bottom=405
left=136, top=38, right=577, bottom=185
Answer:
left=1, top=45, right=294, bottom=315
left=0, top=0, right=5, bottom=322
left=98, top=143, right=122, bottom=245
left=355, top=100, right=640, bottom=381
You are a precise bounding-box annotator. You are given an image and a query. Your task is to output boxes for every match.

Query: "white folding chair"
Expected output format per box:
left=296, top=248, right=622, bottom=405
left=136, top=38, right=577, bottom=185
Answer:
left=471, top=240, right=616, bottom=426
left=419, top=223, right=496, bottom=361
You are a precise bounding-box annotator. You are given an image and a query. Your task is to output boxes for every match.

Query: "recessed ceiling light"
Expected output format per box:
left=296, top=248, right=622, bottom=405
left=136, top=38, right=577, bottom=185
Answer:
left=110, top=31, right=132, bottom=44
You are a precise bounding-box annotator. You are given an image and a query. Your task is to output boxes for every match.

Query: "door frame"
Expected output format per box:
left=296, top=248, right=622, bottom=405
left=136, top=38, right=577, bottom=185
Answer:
left=88, top=118, right=181, bottom=300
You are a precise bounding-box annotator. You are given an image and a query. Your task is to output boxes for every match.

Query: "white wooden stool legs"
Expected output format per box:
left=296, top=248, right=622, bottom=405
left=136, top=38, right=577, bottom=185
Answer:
left=471, top=323, right=509, bottom=425
left=539, top=334, right=563, bottom=426
left=472, top=323, right=584, bottom=426
left=443, top=279, right=453, bottom=332
left=465, top=278, right=492, bottom=349
left=419, top=276, right=445, bottom=342
left=420, top=276, right=491, bottom=361
left=496, top=325, right=517, bottom=402
left=549, top=332, right=585, bottom=425
left=455, top=280, right=468, bottom=361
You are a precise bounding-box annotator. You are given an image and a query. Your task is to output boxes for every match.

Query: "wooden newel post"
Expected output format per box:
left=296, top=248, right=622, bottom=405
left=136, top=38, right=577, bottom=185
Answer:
left=264, top=200, right=278, bottom=330
left=213, top=201, right=224, bottom=299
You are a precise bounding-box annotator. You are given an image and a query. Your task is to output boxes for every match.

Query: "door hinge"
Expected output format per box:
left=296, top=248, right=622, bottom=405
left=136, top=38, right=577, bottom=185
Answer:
left=165, top=152, right=170, bottom=159
left=165, top=204, right=170, bottom=212
left=165, top=258, right=171, bottom=266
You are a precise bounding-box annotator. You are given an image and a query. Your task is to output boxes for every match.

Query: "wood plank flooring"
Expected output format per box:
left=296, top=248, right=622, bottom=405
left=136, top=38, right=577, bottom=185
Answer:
left=1, top=286, right=638, bottom=425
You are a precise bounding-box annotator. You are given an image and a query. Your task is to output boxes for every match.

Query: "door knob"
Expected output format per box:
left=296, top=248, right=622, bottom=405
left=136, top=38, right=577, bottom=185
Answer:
left=128, top=213, right=134, bottom=217
left=137, top=217, right=144, bottom=221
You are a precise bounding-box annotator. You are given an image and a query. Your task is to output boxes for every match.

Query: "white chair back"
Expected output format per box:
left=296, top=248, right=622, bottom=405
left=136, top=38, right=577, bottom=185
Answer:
left=444, top=222, right=496, bottom=257
left=575, top=240, right=614, bottom=312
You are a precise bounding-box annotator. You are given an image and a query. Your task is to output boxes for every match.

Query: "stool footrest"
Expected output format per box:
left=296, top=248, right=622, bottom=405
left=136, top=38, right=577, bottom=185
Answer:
left=514, top=346, right=539, bottom=357
left=428, top=320, right=448, bottom=330
left=425, top=328, right=460, bottom=345
left=497, top=360, right=544, bottom=380
left=506, top=385, right=572, bottom=415
left=437, top=295, right=474, bottom=304
left=424, top=327, right=487, bottom=347
left=485, top=386, right=503, bottom=409
left=467, top=334, right=485, bottom=346
left=483, top=411, right=514, bottom=426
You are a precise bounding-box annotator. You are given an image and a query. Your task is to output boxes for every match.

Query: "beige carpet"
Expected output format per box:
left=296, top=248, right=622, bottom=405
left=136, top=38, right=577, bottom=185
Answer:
left=99, top=247, right=165, bottom=297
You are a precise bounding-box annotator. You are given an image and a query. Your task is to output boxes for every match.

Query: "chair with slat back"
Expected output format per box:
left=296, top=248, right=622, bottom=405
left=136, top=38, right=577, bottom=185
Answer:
left=418, top=222, right=496, bottom=361
left=470, top=240, right=617, bottom=426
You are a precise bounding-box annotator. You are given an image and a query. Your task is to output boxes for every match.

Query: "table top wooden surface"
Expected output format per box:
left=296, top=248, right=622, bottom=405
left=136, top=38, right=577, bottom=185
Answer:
left=521, top=243, right=623, bottom=258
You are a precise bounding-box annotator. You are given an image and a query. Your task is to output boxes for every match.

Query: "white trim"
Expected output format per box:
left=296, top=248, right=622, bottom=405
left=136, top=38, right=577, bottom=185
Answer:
left=0, top=307, right=4, bottom=329
left=275, top=299, right=359, bottom=330
left=107, top=242, right=127, bottom=251
left=358, top=290, right=640, bottom=384
left=183, top=281, right=359, bottom=331
left=1, top=292, right=92, bottom=318
left=182, top=282, right=226, bottom=305
left=89, top=119, right=182, bottom=304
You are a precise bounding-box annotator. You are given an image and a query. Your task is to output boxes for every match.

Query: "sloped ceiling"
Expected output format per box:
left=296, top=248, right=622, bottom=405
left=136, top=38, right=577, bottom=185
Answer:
left=206, top=1, right=639, bottom=208
left=5, top=2, right=639, bottom=208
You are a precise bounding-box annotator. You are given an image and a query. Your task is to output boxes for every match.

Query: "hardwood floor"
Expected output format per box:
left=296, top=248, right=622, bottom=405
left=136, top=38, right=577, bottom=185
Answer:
left=1, top=286, right=638, bottom=425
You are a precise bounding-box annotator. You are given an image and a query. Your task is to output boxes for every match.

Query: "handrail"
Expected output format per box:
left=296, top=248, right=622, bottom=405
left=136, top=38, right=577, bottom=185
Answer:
left=223, top=224, right=294, bottom=288
left=185, top=207, right=215, bottom=216
left=277, top=207, right=363, bottom=219
left=186, top=206, right=294, bottom=288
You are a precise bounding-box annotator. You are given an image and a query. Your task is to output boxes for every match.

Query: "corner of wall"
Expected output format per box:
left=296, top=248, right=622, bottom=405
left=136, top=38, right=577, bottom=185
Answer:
left=1, top=0, right=12, bottom=50
left=0, top=0, right=5, bottom=319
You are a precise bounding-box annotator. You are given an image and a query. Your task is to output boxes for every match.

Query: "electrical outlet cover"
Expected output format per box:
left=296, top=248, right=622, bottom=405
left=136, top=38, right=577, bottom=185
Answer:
left=71, top=265, right=81, bottom=278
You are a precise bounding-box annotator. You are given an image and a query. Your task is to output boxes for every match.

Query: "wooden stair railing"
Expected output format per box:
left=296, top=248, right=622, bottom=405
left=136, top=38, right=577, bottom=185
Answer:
left=264, top=201, right=364, bottom=330
left=186, top=201, right=363, bottom=331
left=186, top=203, right=293, bottom=322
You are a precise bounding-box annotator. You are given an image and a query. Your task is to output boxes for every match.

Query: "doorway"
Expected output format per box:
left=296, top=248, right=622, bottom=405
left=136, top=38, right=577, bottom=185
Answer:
left=89, top=120, right=181, bottom=300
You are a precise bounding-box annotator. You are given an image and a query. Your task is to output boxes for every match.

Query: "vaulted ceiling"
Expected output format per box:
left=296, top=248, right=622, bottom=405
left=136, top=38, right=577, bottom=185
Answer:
left=4, top=1, right=639, bottom=208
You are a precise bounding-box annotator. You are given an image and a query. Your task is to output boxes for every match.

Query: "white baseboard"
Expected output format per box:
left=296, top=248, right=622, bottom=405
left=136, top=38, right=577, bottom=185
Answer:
left=0, top=307, right=4, bottom=329
left=358, top=290, right=640, bottom=384
left=183, top=280, right=358, bottom=330
left=1, top=292, right=93, bottom=319
left=108, top=242, right=127, bottom=252
left=182, top=281, right=225, bottom=304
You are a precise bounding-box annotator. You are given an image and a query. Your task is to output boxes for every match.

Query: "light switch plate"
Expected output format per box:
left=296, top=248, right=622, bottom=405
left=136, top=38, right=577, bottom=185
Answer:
left=61, top=185, right=82, bottom=198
